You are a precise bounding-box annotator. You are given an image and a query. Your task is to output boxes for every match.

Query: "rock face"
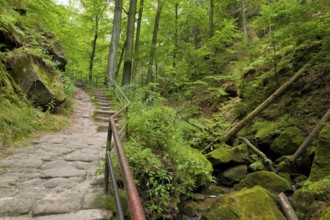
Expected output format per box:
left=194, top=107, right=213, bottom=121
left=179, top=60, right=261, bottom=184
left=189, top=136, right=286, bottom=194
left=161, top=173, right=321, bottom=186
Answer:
left=46, top=36, right=67, bottom=71
left=9, top=54, right=66, bottom=107
left=235, top=171, right=293, bottom=193
left=219, top=165, right=247, bottom=186
left=271, top=127, right=304, bottom=155
left=206, top=144, right=249, bottom=166
left=201, top=186, right=286, bottom=220
left=309, top=124, right=330, bottom=181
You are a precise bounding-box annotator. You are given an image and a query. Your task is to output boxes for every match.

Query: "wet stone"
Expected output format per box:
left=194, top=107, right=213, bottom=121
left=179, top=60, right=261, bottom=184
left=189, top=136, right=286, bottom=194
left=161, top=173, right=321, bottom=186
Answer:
left=12, top=159, right=43, bottom=168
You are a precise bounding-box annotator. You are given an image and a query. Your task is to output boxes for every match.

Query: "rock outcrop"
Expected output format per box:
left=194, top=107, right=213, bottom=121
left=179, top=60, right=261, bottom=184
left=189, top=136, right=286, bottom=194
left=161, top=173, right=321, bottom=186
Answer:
left=202, top=186, right=286, bottom=220
left=9, top=53, right=66, bottom=107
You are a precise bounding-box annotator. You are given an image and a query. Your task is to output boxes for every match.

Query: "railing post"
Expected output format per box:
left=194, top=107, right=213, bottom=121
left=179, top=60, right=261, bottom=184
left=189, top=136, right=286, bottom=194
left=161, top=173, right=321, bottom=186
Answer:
left=104, top=122, right=112, bottom=194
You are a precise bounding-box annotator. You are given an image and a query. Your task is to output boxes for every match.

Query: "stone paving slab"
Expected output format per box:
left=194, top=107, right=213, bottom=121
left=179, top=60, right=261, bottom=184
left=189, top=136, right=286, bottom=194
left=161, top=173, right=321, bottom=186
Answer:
left=0, top=89, right=112, bottom=218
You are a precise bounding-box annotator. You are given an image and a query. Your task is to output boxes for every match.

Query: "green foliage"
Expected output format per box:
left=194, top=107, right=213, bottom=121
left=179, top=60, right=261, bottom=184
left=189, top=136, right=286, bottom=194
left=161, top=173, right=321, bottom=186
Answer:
left=0, top=93, right=69, bottom=146
left=124, top=89, right=213, bottom=218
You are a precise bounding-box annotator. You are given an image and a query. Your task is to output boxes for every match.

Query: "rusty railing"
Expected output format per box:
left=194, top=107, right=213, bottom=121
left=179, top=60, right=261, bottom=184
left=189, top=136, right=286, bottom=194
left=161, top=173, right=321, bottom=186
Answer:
left=103, top=77, right=145, bottom=220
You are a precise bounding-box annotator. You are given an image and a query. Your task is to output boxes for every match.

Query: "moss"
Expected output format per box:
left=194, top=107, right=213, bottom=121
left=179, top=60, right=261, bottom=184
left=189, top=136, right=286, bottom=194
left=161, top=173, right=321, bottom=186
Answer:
left=255, top=121, right=282, bottom=141
left=201, top=186, right=286, bottom=220
left=271, top=127, right=304, bottom=155
left=235, top=171, right=293, bottom=193
left=249, top=160, right=265, bottom=172
left=206, top=144, right=249, bottom=166
left=220, top=165, right=247, bottom=186
left=309, top=124, right=330, bottom=181
left=291, top=189, right=315, bottom=218
left=319, top=206, right=330, bottom=220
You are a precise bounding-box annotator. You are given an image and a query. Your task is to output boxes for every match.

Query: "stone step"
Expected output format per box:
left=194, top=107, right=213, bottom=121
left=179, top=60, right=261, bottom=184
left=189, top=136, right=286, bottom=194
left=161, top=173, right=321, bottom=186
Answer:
left=95, top=97, right=109, bottom=101
left=95, top=116, right=121, bottom=123
left=94, top=110, right=116, bottom=118
left=97, top=102, right=111, bottom=107
left=99, top=106, right=111, bottom=111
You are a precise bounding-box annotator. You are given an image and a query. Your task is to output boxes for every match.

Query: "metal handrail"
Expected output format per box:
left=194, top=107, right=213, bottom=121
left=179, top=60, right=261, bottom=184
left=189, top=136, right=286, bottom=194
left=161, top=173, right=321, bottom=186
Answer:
left=103, top=77, right=145, bottom=220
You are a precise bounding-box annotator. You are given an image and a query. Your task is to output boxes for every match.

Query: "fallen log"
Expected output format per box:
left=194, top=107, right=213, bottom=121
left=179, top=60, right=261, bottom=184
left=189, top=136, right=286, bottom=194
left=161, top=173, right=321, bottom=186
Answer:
left=223, top=53, right=322, bottom=143
left=278, top=192, right=299, bottom=220
left=238, top=136, right=275, bottom=171
left=288, top=108, right=330, bottom=166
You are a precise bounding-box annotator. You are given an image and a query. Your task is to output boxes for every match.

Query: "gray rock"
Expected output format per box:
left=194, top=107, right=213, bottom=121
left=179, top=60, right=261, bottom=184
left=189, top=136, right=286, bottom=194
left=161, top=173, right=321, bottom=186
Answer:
left=13, top=159, right=43, bottom=168
left=32, top=198, right=81, bottom=216
left=0, top=197, right=32, bottom=216
left=0, top=177, right=19, bottom=188
left=40, top=167, right=86, bottom=179
left=65, top=150, right=98, bottom=162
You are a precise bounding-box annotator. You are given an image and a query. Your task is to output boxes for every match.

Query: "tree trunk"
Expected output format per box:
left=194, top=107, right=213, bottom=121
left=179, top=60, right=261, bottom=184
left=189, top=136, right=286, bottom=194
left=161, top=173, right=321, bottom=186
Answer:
left=288, top=108, right=330, bottom=166
left=106, top=0, right=123, bottom=87
left=132, top=0, right=145, bottom=83
left=121, top=0, right=137, bottom=86
left=278, top=192, right=299, bottom=220
left=209, top=0, right=214, bottom=38
left=115, top=40, right=126, bottom=80
left=173, top=2, right=179, bottom=68
left=89, top=15, right=99, bottom=81
left=241, top=0, right=247, bottom=41
left=238, top=136, right=274, bottom=171
left=146, top=0, right=163, bottom=84
left=223, top=54, right=321, bottom=143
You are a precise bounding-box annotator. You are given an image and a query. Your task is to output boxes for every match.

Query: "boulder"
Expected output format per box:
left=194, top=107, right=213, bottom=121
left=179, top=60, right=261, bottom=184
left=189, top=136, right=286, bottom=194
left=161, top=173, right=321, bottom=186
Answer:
left=47, top=39, right=67, bottom=71
left=235, top=171, right=293, bottom=193
left=291, top=189, right=315, bottom=219
left=201, top=186, right=286, bottom=220
left=271, top=127, right=304, bottom=155
left=0, top=27, right=22, bottom=51
left=249, top=160, right=265, bottom=172
left=219, top=165, right=247, bottom=186
left=9, top=54, right=66, bottom=107
left=206, top=144, right=249, bottom=166
left=309, top=124, right=330, bottom=181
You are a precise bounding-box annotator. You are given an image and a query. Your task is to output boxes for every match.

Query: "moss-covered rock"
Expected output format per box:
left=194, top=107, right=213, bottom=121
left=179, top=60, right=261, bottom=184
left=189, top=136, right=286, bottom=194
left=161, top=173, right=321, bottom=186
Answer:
left=271, top=127, right=304, bottom=155
left=291, top=189, right=315, bottom=219
left=249, top=160, right=265, bottom=172
left=9, top=53, right=66, bottom=107
left=309, top=124, right=330, bottom=181
left=202, top=184, right=228, bottom=195
left=206, top=144, right=249, bottom=166
left=183, top=197, right=217, bottom=218
left=201, top=186, right=286, bottom=220
left=220, top=165, right=247, bottom=186
left=235, top=171, right=293, bottom=193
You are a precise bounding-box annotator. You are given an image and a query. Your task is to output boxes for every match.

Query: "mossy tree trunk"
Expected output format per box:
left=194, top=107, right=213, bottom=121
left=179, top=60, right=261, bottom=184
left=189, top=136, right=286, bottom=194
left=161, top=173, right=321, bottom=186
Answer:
left=121, top=0, right=137, bottom=86
left=288, top=108, right=330, bottom=166
left=146, top=0, right=163, bottom=85
left=89, top=15, right=99, bottom=81
left=132, top=0, right=144, bottom=83
left=223, top=53, right=321, bottom=143
left=106, top=0, right=123, bottom=86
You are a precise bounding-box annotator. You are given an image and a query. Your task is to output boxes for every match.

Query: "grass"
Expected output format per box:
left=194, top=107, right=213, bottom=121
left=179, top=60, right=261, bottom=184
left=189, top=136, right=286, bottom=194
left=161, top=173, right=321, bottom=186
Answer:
left=0, top=93, right=71, bottom=158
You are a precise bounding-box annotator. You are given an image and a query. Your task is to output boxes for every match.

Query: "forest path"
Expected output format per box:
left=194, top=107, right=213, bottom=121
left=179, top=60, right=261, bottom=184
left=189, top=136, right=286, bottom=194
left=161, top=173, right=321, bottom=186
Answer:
left=0, top=88, right=112, bottom=219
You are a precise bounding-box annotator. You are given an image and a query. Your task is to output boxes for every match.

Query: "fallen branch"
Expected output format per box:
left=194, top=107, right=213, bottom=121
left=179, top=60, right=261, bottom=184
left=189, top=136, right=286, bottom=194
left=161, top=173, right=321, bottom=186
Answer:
left=238, top=136, right=275, bottom=171
left=278, top=192, right=299, bottom=220
left=223, top=53, right=322, bottom=143
left=288, top=108, right=330, bottom=166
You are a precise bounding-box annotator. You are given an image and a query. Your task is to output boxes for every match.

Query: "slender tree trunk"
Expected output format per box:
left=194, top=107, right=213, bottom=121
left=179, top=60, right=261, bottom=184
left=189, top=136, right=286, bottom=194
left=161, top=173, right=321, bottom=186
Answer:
left=121, top=0, right=137, bottom=86
left=115, top=40, right=126, bottom=80
left=146, top=1, right=163, bottom=84
left=132, top=0, right=145, bottom=83
left=241, top=0, right=248, bottom=41
left=173, top=2, right=179, bottom=68
left=288, top=108, right=330, bottom=166
left=209, top=0, right=214, bottom=38
left=106, top=0, right=123, bottom=87
left=89, top=15, right=99, bottom=81
left=223, top=53, right=321, bottom=143
left=278, top=193, right=299, bottom=220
